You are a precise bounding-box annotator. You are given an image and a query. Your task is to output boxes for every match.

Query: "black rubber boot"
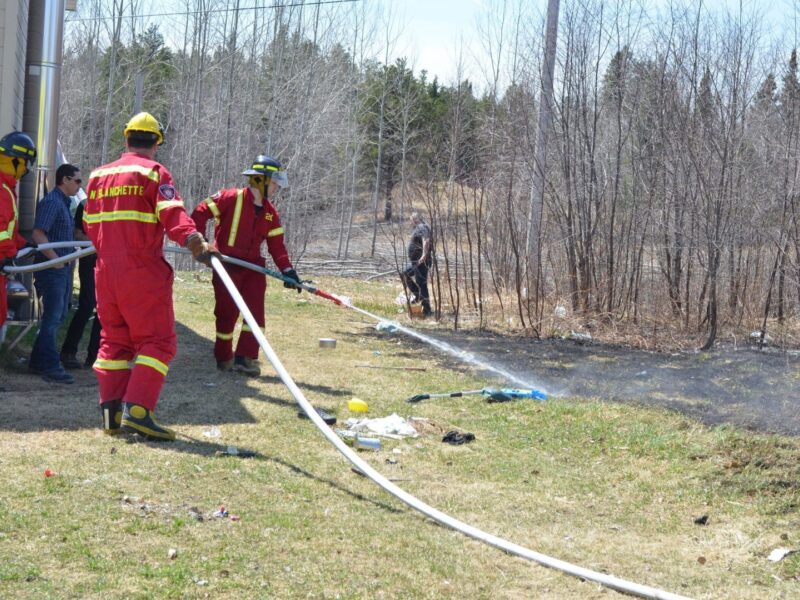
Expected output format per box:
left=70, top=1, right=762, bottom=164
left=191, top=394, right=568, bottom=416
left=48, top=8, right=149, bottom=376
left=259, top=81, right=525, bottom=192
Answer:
left=121, top=403, right=176, bottom=441
left=101, top=400, right=122, bottom=435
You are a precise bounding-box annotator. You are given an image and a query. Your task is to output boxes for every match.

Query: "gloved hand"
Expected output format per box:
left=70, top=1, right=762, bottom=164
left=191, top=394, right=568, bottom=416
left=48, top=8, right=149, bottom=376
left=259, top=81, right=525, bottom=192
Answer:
left=24, top=240, right=37, bottom=249
left=2, top=256, right=15, bottom=270
left=282, top=268, right=302, bottom=293
left=186, top=232, right=219, bottom=267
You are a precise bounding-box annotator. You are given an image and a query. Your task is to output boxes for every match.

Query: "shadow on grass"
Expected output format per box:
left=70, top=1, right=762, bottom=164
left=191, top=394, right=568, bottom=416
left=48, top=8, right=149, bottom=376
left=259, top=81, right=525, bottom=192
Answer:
left=129, top=433, right=402, bottom=514
left=0, top=321, right=352, bottom=433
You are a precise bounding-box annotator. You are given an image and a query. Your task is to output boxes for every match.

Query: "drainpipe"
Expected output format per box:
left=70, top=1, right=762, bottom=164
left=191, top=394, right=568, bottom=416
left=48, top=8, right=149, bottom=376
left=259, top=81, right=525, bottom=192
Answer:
left=19, top=0, right=66, bottom=235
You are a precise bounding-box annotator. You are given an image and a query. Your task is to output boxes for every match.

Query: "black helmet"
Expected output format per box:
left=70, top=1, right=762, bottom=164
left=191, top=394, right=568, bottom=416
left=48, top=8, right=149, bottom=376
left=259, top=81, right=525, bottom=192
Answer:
left=242, top=155, right=281, bottom=176
left=0, top=131, right=37, bottom=165
left=242, top=155, right=288, bottom=188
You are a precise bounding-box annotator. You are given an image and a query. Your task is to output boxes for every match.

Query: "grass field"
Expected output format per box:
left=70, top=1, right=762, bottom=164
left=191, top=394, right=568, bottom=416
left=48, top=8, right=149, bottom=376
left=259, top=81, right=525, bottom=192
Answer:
left=1, top=272, right=799, bottom=599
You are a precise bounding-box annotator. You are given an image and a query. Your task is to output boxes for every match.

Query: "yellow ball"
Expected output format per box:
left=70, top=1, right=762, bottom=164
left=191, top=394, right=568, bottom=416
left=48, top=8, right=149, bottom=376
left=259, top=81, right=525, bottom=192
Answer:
left=348, top=397, right=368, bottom=413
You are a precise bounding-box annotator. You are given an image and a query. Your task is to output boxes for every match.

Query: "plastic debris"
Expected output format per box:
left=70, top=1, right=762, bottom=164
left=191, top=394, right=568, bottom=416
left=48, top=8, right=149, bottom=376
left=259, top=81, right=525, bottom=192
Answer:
left=375, top=320, right=399, bottom=333
left=213, top=506, right=229, bottom=518
left=168, top=548, right=178, bottom=560
left=230, top=514, right=241, bottom=522
left=554, top=305, right=567, bottom=318
left=768, top=547, right=795, bottom=562
left=348, top=397, right=369, bottom=413
left=346, top=413, right=419, bottom=438
left=336, top=430, right=381, bottom=451
left=202, top=426, right=221, bottom=439
left=569, top=330, right=592, bottom=344
left=44, top=469, right=55, bottom=477
left=693, top=515, right=709, bottom=526
left=442, top=430, right=475, bottom=445
left=297, top=406, right=336, bottom=425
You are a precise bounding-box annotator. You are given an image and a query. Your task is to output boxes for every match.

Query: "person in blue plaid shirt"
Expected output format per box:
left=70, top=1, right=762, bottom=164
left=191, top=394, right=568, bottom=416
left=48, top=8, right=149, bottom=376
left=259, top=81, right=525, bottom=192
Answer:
left=28, top=163, right=82, bottom=383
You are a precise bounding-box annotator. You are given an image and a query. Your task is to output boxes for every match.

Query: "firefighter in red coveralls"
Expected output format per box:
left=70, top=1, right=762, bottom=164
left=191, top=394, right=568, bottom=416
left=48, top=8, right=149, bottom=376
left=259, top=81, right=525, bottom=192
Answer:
left=84, top=112, right=216, bottom=441
left=0, top=132, right=37, bottom=331
left=191, top=155, right=301, bottom=376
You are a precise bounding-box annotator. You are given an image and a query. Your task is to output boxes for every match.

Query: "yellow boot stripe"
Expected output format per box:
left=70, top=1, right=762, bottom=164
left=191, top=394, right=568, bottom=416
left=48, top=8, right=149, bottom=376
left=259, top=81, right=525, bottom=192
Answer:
left=134, top=355, right=169, bottom=376
left=216, top=331, right=234, bottom=340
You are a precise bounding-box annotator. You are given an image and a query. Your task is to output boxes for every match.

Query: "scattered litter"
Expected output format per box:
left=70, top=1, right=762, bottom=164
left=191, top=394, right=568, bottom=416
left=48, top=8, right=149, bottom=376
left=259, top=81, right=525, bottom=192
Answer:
left=693, top=515, right=709, bottom=526
left=297, top=406, right=336, bottom=425
left=214, top=446, right=256, bottom=458
left=44, top=469, right=55, bottom=477
left=394, top=293, right=410, bottom=305
left=386, top=457, right=398, bottom=464
left=554, top=305, right=567, bottom=318
left=345, top=413, right=419, bottom=438
left=635, top=370, right=648, bottom=377
left=348, top=397, right=369, bottom=413
left=569, top=331, right=592, bottom=344
left=336, top=430, right=381, bottom=450
left=202, top=426, right=222, bottom=439
left=213, top=506, right=229, bottom=518
left=230, top=514, right=241, bottom=522
left=319, top=338, right=337, bottom=349
left=750, top=331, right=771, bottom=344
left=203, top=382, right=217, bottom=387
left=375, top=320, right=399, bottom=333
left=188, top=507, right=204, bottom=521
left=194, top=579, right=208, bottom=586
left=442, top=430, right=475, bottom=445
left=372, top=351, right=382, bottom=356
left=768, top=548, right=796, bottom=562
left=168, top=548, right=178, bottom=560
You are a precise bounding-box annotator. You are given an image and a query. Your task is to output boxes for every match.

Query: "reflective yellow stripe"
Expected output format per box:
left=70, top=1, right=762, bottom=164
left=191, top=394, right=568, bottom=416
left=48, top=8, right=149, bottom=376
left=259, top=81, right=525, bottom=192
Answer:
left=0, top=184, right=18, bottom=241
left=266, top=226, right=284, bottom=238
left=90, top=164, right=159, bottom=182
left=156, top=200, right=184, bottom=217
left=135, top=354, right=169, bottom=376
left=84, top=210, right=158, bottom=224
left=227, top=189, right=244, bottom=246
left=216, top=331, right=234, bottom=341
left=241, top=323, right=251, bottom=333
left=205, top=199, right=221, bottom=226
left=93, top=358, right=132, bottom=371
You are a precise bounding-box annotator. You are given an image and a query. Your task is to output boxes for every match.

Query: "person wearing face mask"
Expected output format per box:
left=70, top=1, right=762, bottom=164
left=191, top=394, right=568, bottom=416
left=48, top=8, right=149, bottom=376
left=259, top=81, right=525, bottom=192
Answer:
left=191, top=155, right=300, bottom=377
left=0, top=132, right=36, bottom=337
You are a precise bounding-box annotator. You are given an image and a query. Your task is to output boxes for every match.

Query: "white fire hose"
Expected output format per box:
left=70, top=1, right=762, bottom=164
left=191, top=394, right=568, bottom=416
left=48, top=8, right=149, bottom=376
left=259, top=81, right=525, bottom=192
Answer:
left=2, top=240, right=95, bottom=275
left=208, top=256, right=691, bottom=600
left=0, top=242, right=691, bottom=598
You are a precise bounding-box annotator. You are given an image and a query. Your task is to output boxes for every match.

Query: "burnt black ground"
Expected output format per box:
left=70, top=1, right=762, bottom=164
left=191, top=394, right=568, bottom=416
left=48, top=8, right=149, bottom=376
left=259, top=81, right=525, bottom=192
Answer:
left=410, top=329, right=800, bottom=436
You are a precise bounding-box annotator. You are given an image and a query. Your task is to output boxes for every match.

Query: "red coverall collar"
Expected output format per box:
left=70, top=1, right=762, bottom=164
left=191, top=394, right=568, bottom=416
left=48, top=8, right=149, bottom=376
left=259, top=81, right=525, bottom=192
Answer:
left=0, top=171, right=19, bottom=189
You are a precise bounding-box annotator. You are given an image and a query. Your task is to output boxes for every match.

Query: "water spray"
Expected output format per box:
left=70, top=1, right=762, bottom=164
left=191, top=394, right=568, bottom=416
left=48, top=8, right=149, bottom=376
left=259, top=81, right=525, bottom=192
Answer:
left=205, top=255, right=689, bottom=599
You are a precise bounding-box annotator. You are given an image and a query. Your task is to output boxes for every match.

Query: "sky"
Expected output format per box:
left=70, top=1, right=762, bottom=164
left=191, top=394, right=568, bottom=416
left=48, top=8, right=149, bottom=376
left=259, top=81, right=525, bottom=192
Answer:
left=388, top=0, right=794, bottom=86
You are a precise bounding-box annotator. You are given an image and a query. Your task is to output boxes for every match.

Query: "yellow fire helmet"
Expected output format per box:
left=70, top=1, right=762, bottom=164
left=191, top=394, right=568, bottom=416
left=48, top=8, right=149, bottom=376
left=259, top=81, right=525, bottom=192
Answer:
left=123, top=112, right=164, bottom=146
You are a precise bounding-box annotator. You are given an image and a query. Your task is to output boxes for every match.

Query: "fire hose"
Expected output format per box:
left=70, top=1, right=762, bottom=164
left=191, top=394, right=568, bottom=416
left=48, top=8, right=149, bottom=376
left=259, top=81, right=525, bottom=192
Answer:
left=206, top=255, right=690, bottom=600
left=3, top=244, right=689, bottom=598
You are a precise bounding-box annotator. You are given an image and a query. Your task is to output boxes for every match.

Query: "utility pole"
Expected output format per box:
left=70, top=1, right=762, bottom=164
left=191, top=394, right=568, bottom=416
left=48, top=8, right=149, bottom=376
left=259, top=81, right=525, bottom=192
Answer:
left=526, top=0, right=560, bottom=278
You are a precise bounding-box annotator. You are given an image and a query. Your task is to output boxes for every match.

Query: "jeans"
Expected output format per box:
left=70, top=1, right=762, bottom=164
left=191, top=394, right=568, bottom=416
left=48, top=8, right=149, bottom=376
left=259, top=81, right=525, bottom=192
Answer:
left=61, top=256, right=100, bottom=363
left=401, top=263, right=431, bottom=313
left=29, top=266, right=71, bottom=374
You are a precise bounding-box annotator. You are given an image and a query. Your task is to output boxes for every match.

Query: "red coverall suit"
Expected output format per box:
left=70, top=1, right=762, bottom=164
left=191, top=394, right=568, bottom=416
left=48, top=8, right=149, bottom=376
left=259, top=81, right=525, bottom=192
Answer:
left=191, top=188, right=292, bottom=362
left=84, top=152, right=199, bottom=411
left=0, top=173, right=28, bottom=327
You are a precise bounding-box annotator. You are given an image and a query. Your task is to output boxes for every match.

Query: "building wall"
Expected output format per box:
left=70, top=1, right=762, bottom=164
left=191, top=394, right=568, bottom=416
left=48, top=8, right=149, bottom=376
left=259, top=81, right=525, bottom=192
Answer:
left=0, top=0, right=30, bottom=133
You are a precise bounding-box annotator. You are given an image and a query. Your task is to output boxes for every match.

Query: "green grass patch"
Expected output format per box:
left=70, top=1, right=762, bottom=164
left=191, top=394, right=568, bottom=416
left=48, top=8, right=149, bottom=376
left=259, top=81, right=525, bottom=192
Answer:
left=0, top=274, right=798, bottom=598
